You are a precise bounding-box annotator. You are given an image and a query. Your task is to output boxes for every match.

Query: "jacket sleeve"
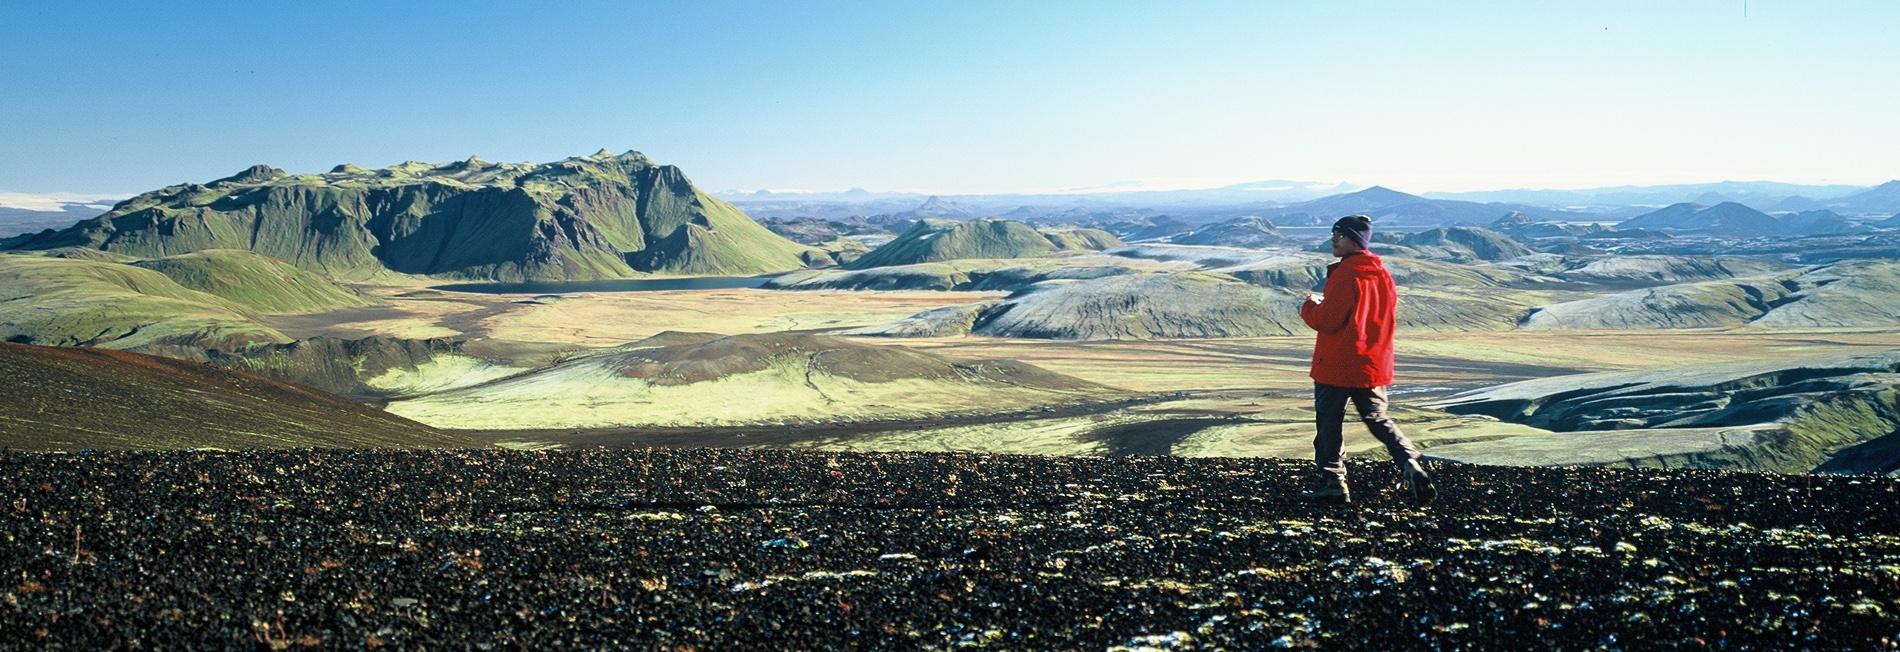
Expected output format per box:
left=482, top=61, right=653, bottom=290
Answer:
left=1300, top=268, right=1358, bottom=333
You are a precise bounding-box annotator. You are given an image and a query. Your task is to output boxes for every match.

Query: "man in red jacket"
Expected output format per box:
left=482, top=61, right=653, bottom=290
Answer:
left=1297, top=215, right=1435, bottom=506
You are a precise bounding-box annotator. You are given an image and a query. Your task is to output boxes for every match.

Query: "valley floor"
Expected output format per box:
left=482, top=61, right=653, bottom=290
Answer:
left=307, top=283, right=1900, bottom=457
left=3, top=449, right=1895, bottom=649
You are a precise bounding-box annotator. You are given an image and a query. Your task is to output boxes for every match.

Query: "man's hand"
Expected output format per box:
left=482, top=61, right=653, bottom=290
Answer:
left=1303, top=293, right=1323, bottom=307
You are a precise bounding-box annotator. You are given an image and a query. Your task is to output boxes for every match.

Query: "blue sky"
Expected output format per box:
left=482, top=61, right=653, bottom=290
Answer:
left=2, top=1, right=1895, bottom=197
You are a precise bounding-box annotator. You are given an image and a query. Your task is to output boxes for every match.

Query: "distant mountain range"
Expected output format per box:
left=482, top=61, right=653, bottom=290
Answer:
left=1254, top=186, right=1588, bottom=227
left=720, top=179, right=1900, bottom=222
left=0, top=203, right=113, bottom=238
left=1423, top=181, right=1872, bottom=210
left=2, top=151, right=818, bottom=281
left=1618, top=202, right=1874, bottom=237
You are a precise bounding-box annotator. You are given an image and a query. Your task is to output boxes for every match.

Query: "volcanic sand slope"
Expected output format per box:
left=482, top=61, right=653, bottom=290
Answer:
left=5, top=449, right=1896, bottom=649
left=855, top=260, right=1556, bottom=339
left=1111, top=243, right=1554, bottom=289
left=1426, top=349, right=1900, bottom=474
left=161, top=336, right=525, bottom=400
left=969, top=272, right=1305, bottom=340
left=5, top=151, right=817, bottom=281
left=384, top=332, right=1115, bottom=429
left=1540, top=254, right=1788, bottom=285
left=0, top=342, right=473, bottom=450
left=0, top=253, right=289, bottom=350
left=1521, top=261, right=1900, bottom=330
left=128, top=249, right=377, bottom=314
left=844, top=219, right=1113, bottom=270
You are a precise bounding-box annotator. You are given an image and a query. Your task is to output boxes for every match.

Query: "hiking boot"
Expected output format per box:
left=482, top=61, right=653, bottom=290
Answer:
left=1401, top=459, right=1437, bottom=506
left=1300, top=474, right=1351, bottom=504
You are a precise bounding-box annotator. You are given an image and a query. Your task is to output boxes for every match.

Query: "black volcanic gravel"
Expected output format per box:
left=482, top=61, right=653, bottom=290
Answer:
left=2, top=449, right=1898, bottom=650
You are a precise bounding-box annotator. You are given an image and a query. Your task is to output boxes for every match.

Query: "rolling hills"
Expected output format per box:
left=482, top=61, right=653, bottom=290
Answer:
left=0, top=253, right=290, bottom=350
left=128, top=249, right=377, bottom=313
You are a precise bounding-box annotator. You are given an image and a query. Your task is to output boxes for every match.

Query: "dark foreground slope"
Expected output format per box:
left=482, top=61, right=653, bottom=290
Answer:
left=0, top=342, right=473, bottom=449
left=3, top=449, right=1895, bottom=649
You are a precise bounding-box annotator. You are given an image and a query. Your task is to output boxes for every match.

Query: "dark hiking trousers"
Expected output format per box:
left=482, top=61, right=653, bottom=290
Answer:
left=1313, top=383, right=1420, bottom=480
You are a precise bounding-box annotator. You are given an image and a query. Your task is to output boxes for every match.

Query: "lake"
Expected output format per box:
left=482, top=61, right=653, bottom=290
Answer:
left=434, top=275, right=777, bottom=294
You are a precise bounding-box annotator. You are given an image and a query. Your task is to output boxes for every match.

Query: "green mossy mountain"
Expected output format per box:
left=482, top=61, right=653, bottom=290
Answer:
left=4, top=151, right=817, bottom=281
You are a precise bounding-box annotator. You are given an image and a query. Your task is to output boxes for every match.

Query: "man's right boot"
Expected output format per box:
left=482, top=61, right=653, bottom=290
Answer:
left=1401, top=459, right=1437, bottom=506
left=1299, top=474, right=1350, bottom=504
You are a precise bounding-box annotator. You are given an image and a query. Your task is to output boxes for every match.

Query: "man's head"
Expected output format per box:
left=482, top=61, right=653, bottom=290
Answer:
left=1330, top=215, right=1372, bottom=257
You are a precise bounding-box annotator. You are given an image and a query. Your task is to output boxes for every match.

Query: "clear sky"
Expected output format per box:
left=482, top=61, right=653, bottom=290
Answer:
left=2, top=0, right=1895, bottom=197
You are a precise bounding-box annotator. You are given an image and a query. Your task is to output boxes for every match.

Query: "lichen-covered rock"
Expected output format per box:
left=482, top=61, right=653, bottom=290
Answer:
left=2, top=449, right=1895, bottom=649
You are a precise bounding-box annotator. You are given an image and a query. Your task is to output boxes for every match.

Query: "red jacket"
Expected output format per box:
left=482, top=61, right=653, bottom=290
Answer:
left=1299, top=251, right=1397, bottom=388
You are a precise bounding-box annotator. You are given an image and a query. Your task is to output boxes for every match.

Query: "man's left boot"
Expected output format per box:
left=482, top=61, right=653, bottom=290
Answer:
left=1299, top=473, right=1351, bottom=504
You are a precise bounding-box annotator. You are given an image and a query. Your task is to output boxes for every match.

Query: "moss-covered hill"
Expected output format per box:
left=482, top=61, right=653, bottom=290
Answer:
left=2, top=151, right=818, bottom=281
left=129, top=249, right=376, bottom=314
left=0, top=253, right=290, bottom=350
left=0, top=248, right=387, bottom=350
left=844, top=219, right=1116, bottom=270
left=0, top=342, right=473, bottom=449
